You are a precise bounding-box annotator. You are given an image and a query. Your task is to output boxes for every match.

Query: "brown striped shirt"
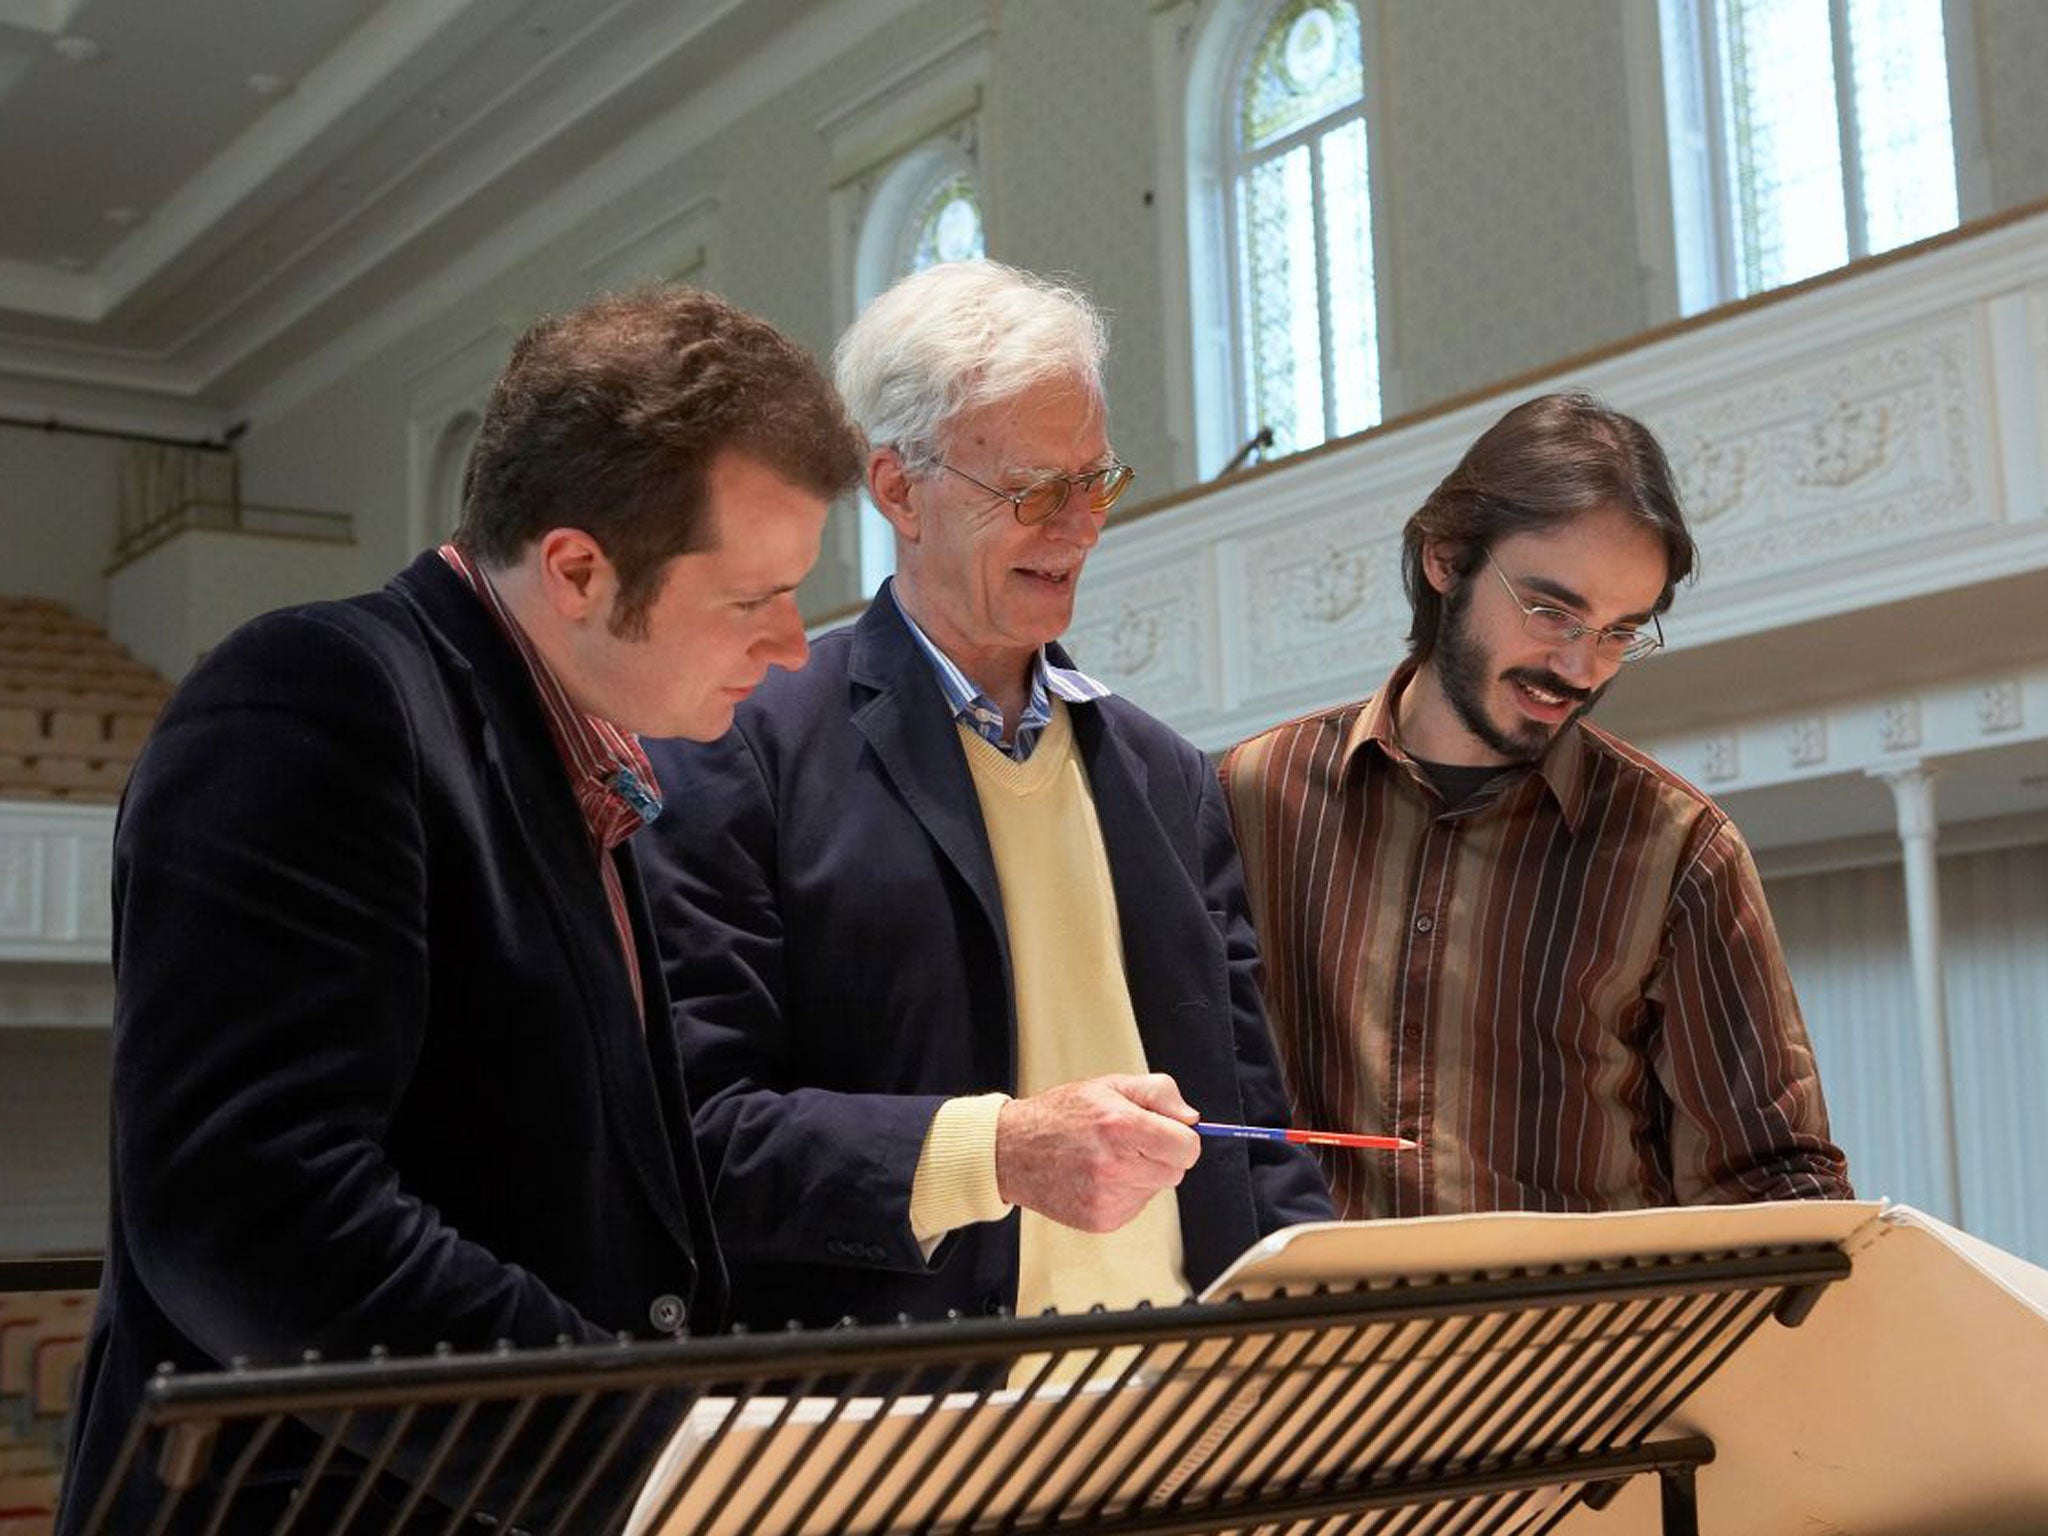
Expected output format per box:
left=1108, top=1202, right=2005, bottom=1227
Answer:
left=1220, top=660, right=1852, bottom=1220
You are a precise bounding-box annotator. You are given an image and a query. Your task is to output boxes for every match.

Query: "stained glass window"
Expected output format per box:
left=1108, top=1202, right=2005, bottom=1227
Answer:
left=1240, top=1, right=1365, bottom=151
left=904, top=174, right=984, bottom=276
left=1677, top=0, right=1958, bottom=305
left=1228, top=0, right=1380, bottom=461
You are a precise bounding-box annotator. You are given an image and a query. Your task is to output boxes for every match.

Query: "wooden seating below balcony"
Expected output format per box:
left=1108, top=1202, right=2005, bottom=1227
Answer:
left=0, top=597, right=173, bottom=805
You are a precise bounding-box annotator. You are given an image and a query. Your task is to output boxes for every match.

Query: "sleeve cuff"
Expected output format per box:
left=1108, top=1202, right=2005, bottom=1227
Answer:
left=909, top=1092, right=1012, bottom=1250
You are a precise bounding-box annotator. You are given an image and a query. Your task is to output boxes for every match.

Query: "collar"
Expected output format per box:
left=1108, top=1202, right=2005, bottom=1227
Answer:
left=436, top=544, right=663, bottom=842
left=892, top=598, right=1111, bottom=760
left=1344, top=655, right=1591, bottom=833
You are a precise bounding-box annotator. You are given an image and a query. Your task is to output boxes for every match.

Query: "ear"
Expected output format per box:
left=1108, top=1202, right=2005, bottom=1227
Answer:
left=533, top=527, right=616, bottom=621
left=867, top=448, right=921, bottom=542
left=1421, top=536, right=1467, bottom=596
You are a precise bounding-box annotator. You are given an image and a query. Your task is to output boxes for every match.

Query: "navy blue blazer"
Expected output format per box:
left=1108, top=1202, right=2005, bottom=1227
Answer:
left=59, top=552, right=726, bottom=1533
left=637, top=581, right=1331, bottom=1332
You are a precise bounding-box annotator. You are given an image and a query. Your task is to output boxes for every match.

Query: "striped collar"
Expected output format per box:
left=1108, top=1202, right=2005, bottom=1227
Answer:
left=436, top=543, right=663, bottom=844
left=894, top=601, right=1111, bottom=763
left=1348, top=656, right=1590, bottom=833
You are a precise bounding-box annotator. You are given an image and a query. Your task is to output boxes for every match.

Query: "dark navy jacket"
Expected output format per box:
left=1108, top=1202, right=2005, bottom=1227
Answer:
left=59, top=551, right=726, bottom=1533
left=637, top=581, right=1330, bottom=1333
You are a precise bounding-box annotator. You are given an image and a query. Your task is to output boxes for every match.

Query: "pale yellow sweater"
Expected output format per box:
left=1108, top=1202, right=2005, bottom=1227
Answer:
left=907, top=702, right=1189, bottom=1318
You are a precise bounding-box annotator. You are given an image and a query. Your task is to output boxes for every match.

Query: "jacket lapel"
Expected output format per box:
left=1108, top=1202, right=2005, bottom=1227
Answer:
left=390, top=554, right=692, bottom=1242
left=847, top=585, right=1012, bottom=986
left=1067, top=705, right=1236, bottom=1108
left=1069, top=700, right=1257, bottom=1276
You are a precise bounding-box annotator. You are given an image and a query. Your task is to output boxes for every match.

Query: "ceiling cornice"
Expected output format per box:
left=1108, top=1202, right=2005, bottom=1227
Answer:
left=239, top=0, right=925, bottom=426
left=0, top=0, right=924, bottom=417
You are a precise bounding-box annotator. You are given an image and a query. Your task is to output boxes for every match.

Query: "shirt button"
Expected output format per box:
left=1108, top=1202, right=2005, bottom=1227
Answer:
left=648, top=1294, right=687, bottom=1334
left=1415, top=915, right=1434, bottom=934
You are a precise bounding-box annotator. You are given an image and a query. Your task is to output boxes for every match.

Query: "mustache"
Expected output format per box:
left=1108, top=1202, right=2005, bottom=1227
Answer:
left=1503, top=667, right=1594, bottom=704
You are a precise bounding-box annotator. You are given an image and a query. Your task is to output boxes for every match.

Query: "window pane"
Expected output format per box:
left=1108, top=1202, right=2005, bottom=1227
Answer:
left=1239, top=0, right=1364, bottom=152
left=1719, top=0, right=1848, bottom=293
left=906, top=174, right=984, bottom=274
left=1849, top=0, right=1957, bottom=254
left=1239, top=144, right=1324, bottom=455
left=1320, top=117, right=1380, bottom=438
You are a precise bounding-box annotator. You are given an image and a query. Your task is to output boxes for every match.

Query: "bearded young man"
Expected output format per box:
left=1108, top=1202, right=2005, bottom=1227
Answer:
left=1221, top=391, right=1853, bottom=1221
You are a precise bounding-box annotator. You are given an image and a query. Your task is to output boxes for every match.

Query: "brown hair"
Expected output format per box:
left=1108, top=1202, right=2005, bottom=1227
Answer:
left=456, top=287, right=863, bottom=634
left=1402, top=391, right=1697, bottom=660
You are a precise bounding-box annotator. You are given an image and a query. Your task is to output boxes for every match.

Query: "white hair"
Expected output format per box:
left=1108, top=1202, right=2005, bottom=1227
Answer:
left=833, top=260, right=1108, bottom=470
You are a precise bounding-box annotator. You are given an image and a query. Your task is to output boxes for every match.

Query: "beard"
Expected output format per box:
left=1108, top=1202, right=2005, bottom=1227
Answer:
left=1433, top=580, right=1607, bottom=763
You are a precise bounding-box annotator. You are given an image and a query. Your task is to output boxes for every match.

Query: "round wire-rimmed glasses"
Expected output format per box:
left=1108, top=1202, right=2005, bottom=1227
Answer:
left=1484, top=550, right=1664, bottom=662
left=936, top=460, right=1135, bottom=526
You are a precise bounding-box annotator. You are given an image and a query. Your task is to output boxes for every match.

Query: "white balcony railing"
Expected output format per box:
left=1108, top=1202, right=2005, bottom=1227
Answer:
left=0, top=799, right=115, bottom=966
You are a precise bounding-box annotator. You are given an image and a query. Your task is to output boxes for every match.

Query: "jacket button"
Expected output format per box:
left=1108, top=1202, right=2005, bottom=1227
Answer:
left=648, top=1294, right=687, bottom=1334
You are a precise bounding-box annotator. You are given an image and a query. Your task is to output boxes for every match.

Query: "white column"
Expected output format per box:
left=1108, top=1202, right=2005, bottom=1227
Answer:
left=1871, top=761, right=1962, bottom=1226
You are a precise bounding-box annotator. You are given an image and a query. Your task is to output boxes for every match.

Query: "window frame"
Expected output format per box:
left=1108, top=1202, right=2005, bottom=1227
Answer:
left=1220, top=0, right=1380, bottom=464
left=1156, top=0, right=1394, bottom=483
left=821, top=21, right=995, bottom=600
left=1653, top=0, right=1987, bottom=316
left=848, top=135, right=987, bottom=595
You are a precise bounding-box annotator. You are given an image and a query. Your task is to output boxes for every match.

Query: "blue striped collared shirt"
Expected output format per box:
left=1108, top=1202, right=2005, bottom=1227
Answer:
left=895, top=605, right=1112, bottom=762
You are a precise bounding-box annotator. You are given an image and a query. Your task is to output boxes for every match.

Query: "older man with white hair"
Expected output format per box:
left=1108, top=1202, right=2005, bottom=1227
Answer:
left=638, top=259, right=1330, bottom=1332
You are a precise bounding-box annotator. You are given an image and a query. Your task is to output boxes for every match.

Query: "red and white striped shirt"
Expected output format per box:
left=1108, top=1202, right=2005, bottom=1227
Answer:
left=438, top=544, right=660, bottom=1020
left=1220, top=659, right=1852, bottom=1220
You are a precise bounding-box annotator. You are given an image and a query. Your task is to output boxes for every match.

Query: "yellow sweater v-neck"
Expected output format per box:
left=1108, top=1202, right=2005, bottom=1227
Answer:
left=909, top=701, right=1189, bottom=1318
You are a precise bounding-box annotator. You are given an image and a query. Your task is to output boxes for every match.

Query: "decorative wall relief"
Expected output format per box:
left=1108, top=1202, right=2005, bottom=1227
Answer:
left=1879, top=699, right=1923, bottom=752
left=1238, top=499, right=1412, bottom=696
left=1066, top=557, right=1211, bottom=711
left=1798, top=395, right=1893, bottom=489
left=1977, top=679, right=2023, bottom=734
left=1101, top=604, right=1162, bottom=676
left=1654, top=319, right=1982, bottom=581
left=1681, top=437, right=1751, bottom=524
left=1298, top=547, right=1372, bottom=625
left=1787, top=716, right=1829, bottom=768
left=1699, top=733, right=1740, bottom=783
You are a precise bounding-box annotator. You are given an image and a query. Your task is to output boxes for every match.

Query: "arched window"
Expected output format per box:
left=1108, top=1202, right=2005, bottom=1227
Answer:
left=1222, top=0, right=1384, bottom=463
left=820, top=21, right=995, bottom=598
left=851, top=137, right=987, bottom=593
left=1660, top=0, right=1968, bottom=313
left=857, top=140, right=986, bottom=308
left=429, top=412, right=481, bottom=539
left=405, top=326, right=511, bottom=553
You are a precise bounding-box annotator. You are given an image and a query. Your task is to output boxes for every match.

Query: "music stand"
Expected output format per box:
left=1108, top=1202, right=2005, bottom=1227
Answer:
left=82, top=1203, right=1886, bottom=1535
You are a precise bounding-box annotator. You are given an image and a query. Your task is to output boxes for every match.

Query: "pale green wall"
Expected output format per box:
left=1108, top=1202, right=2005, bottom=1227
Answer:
left=1377, top=0, right=1649, bottom=411
left=1977, top=0, right=2048, bottom=210
left=0, top=424, right=127, bottom=624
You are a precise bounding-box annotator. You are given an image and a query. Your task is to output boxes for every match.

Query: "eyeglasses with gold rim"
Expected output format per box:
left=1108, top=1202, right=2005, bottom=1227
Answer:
left=1483, top=550, right=1664, bottom=662
left=935, top=460, right=1135, bottom=527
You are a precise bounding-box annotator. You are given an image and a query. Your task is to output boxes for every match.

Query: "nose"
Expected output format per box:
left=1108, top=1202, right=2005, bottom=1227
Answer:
left=759, top=596, right=808, bottom=670
left=1548, top=632, right=1609, bottom=688
left=1042, top=488, right=1104, bottom=549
